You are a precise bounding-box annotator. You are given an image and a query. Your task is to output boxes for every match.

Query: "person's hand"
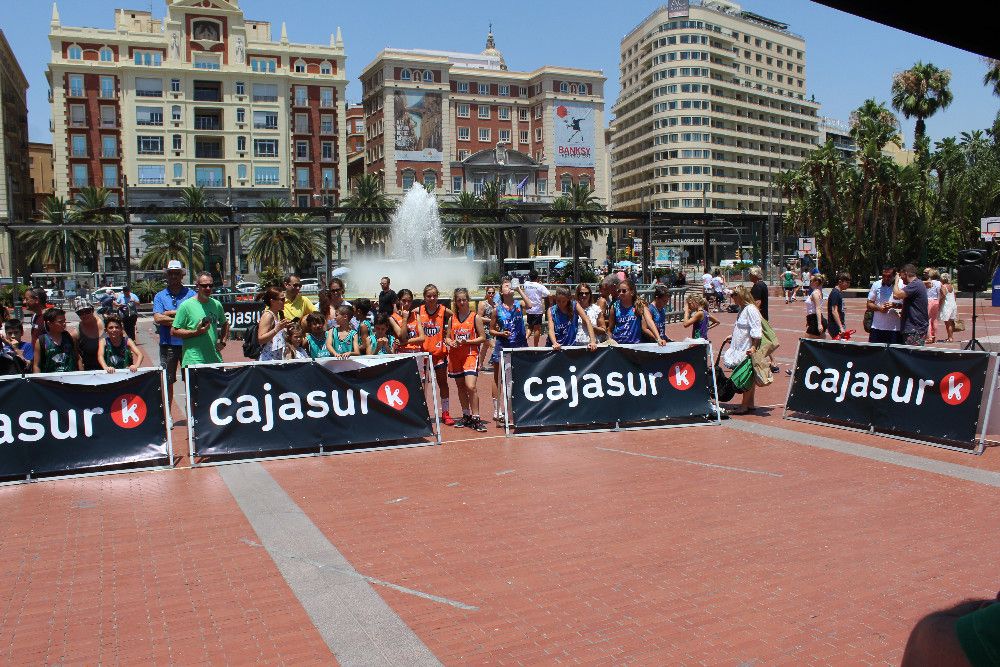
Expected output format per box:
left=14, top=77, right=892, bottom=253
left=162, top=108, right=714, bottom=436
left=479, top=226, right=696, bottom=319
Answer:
left=587, top=342, right=597, bottom=351
left=106, top=367, right=116, bottom=374
left=278, top=318, right=292, bottom=330
left=400, top=308, right=410, bottom=320
left=216, top=339, right=227, bottom=351
left=196, top=320, right=211, bottom=335
left=377, top=336, right=388, bottom=346
left=128, top=364, right=138, bottom=373
left=497, top=330, right=510, bottom=339
left=443, top=337, right=455, bottom=349
left=657, top=338, right=667, bottom=347
left=552, top=342, right=561, bottom=351
left=747, top=346, right=756, bottom=357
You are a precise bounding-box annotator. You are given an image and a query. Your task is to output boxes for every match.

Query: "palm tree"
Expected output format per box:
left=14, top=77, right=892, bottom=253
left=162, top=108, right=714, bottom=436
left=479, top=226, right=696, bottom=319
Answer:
left=476, top=180, right=520, bottom=259
left=984, top=58, right=1000, bottom=97
left=175, top=185, right=221, bottom=271
left=71, top=186, right=125, bottom=271
left=20, top=197, right=91, bottom=271
left=891, top=62, right=954, bottom=154
left=441, top=191, right=494, bottom=255
left=341, top=174, right=393, bottom=252
left=849, top=99, right=901, bottom=155
left=139, top=214, right=205, bottom=270
left=536, top=184, right=605, bottom=255
left=245, top=197, right=322, bottom=272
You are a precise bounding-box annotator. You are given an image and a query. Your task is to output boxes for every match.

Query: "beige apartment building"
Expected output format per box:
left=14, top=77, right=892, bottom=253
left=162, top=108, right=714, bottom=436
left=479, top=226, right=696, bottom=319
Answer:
left=29, top=142, right=55, bottom=215
left=612, top=0, right=820, bottom=213
left=360, top=33, right=607, bottom=204
left=47, top=0, right=348, bottom=209
left=0, top=30, right=32, bottom=276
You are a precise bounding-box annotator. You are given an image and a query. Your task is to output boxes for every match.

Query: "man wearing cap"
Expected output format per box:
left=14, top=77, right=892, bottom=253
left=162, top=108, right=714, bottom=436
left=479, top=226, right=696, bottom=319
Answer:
left=153, top=260, right=195, bottom=403
left=115, top=284, right=141, bottom=340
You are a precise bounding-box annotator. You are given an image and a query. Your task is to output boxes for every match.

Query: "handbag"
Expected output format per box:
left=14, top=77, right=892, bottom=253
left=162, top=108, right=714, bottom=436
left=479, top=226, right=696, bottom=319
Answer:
left=863, top=309, right=874, bottom=333
left=954, top=318, right=966, bottom=332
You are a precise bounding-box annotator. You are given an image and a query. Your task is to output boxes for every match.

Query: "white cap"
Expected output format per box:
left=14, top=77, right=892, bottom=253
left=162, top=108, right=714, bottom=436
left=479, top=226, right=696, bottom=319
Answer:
left=166, top=260, right=184, bottom=271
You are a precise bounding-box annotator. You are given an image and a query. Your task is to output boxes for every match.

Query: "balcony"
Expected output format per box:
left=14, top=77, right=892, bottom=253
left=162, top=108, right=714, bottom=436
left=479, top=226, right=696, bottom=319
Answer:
left=196, top=177, right=224, bottom=188
left=69, top=118, right=87, bottom=128
left=255, top=176, right=279, bottom=185
left=136, top=118, right=163, bottom=126
left=320, top=99, right=335, bottom=108
left=193, top=81, right=222, bottom=102
left=253, top=94, right=278, bottom=103
left=137, top=176, right=165, bottom=184
left=136, top=89, right=163, bottom=98
left=100, top=90, right=117, bottom=100
left=194, top=117, right=221, bottom=130
left=69, top=88, right=84, bottom=98
left=195, top=139, right=224, bottom=159
left=100, top=117, right=116, bottom=128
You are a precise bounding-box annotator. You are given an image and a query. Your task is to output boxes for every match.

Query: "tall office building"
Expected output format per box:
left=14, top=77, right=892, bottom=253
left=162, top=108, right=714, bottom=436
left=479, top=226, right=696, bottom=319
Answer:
left=47, top=0, right=348, bottom=209
left=360, top=31, right=606, bottom=204
left=612, top=0, right=820, bottom=213
left=0, top=30, right=32, bottom=276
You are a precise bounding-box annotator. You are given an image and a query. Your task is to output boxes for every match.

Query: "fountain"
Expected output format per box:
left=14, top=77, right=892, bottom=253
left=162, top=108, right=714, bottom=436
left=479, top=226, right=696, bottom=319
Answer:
left=345, top=184, right=485, bottom=297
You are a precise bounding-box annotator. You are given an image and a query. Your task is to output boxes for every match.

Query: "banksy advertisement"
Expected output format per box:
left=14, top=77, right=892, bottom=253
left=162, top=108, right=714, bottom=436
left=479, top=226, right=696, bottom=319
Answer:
left=394, top=91, right=443, bottom=162
left=553, top=103, right=595, bottom=167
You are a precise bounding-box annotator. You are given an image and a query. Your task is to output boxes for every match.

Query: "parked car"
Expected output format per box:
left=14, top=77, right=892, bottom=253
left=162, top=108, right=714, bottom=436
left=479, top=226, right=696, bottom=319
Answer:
left=236, top=282, right=259, bottom=294
left=90, top=286, right=123, bottom=304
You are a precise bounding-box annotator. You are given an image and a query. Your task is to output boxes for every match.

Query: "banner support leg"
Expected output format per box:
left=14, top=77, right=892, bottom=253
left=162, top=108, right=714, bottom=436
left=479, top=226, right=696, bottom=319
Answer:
left=501, top=350, right=511, bottom=436
left=977, top=353, right=998, bottom=455
left=161, top=368, right=174, bottom=466
left=707, top=341, right=722, bottom=424
left=781, top=339, right=801, bottom=421
left=426, top=354, right=443, bottom=445
left=185, top=367, right=196, bottom=465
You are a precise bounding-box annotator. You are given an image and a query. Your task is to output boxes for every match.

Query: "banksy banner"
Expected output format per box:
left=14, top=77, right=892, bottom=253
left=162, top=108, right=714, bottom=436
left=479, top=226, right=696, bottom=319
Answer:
left=394, top=90, right=443, bottom=162
left=553, top=103, right=596, bottom=167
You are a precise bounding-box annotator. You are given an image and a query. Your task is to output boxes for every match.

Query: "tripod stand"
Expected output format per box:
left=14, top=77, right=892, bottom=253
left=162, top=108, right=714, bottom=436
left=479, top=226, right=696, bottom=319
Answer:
left=964, top=288, right=985, bottom=351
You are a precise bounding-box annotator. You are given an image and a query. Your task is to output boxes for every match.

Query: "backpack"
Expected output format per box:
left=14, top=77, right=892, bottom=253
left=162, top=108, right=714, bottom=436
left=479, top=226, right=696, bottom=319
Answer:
left=242, top=320, right=262, bottom=359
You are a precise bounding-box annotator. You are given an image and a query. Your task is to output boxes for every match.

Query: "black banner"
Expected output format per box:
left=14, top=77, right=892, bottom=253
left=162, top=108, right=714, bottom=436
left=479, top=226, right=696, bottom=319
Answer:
left=223, top=301, right=264, bottom=330
left=0, top=370, right=169, bottom=479
left=508, top=344, right=713, bottom=429
left=786, top=340, right=990, bottom=447
left=188, top=356, right=433, bottom=458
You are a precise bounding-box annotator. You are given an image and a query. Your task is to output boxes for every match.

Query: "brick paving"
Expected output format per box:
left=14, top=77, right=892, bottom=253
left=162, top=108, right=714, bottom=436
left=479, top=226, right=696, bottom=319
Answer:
left=0, top=295, right=996, bottom=664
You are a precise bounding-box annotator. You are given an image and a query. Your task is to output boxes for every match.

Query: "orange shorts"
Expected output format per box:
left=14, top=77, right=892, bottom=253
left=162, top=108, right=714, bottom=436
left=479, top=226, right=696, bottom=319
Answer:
left=447, top=351, right=479, bottom=377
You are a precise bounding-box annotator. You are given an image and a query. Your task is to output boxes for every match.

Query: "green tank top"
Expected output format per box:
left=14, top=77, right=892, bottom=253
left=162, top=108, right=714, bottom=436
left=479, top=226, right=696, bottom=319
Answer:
left=103, top=336, right=133, bottom=369
left=40, top=333, right=76, bottom=373
left=307, top=332, right=331, bottom=359
left=330, top=328, right=357, bottom=354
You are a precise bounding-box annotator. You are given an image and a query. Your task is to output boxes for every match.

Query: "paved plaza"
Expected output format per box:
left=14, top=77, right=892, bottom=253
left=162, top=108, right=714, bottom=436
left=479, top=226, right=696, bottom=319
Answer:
left=2, top=297, right=998, bottom=665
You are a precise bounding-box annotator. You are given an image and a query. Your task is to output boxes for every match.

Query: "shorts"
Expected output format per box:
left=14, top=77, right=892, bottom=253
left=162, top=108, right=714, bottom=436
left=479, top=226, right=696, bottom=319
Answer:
left=526, top=313, right=544, bottom=328
left=868, top=328, right=900, bottom=345
left=160, top=344, right=182, bottom=384
left=805, top=313, right=821, bottom=336
left=432, top=356, right=447, bottom=369
left=901, top=331, right=925, bottom=347
left=448, top=352, right=479, bottom=378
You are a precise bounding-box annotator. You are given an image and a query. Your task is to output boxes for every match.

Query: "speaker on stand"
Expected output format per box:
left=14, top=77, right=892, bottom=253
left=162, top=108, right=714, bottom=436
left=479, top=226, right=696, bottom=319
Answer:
left=958, top=248, right=989, bottom=351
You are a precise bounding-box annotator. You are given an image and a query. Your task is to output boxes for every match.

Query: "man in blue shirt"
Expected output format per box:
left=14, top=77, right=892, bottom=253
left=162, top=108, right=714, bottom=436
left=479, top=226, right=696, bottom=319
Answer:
left=115, top=284, right=141, bottom=339
left=152, top=260, right=195, bottom=404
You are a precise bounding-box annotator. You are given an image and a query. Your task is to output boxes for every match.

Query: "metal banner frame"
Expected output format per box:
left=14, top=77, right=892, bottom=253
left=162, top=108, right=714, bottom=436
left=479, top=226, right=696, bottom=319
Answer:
left=782, top=338, right=996, bottom=455
left=501, top=341, right=722, bottom=438
left=185, top=352, right=441, bottom=467
left=0, top=367, right=174, bottom=486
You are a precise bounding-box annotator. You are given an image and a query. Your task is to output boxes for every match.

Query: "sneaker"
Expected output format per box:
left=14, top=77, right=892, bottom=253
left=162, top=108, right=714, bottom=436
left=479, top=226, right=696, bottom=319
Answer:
left=453, top=414, right=472, bottom=428
left=442, top=411, right=456, bottom=426
left=472, top=417, right=489, bottom=433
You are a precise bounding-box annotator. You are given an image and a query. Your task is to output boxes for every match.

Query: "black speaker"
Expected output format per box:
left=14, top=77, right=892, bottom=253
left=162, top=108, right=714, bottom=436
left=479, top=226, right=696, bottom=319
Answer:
left=958, top=249, right=989, bottom=292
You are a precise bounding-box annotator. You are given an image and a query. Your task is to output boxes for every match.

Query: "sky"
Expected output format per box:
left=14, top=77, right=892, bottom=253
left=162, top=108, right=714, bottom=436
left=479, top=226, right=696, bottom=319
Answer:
left=5, top=0, right=998, bottom=147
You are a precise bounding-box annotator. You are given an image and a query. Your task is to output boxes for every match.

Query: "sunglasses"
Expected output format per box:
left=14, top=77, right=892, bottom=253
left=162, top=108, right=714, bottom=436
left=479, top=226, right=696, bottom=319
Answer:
left=330, top=288, right=343, bottom=293
left=618, top=289, right=630, bottom=294
left=198, top=283, right=213, bottom=289
left=288, top=283, right=302, bottom=288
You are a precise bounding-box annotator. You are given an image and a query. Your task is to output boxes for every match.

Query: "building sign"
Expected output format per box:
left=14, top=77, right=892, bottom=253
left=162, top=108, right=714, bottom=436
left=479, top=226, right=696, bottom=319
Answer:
left=553, top=103, right=595, bottom=167
left=394, top=91, right=443, bottom=162
left=668, top=0, right=690, bottom=18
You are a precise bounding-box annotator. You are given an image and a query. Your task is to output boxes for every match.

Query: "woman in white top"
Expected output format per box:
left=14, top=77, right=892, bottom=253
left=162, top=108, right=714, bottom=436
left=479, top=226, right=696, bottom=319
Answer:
left=256, top=287, right=292, bottom=362
left=722, top=285, right=762, bottom=415
left=923, top=268, right=943, bottom=343
left=804, top=274, right=825, bottom=339
left=572, top=283, right=606, bottom=344
left=938, top=272, right=958, bottom=343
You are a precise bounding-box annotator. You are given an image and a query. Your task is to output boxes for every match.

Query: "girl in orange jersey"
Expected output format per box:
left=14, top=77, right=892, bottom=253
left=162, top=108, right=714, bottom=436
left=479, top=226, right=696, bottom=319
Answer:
left=419, top=284, right=455, bottom=425
left=444, top=288, right=487, bottom=432
left=390, top=288, right=425, bottom=353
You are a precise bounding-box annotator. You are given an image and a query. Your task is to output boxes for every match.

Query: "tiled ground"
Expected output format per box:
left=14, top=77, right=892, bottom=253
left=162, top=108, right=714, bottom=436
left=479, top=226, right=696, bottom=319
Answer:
left=0, top=295, right=996, bottom=664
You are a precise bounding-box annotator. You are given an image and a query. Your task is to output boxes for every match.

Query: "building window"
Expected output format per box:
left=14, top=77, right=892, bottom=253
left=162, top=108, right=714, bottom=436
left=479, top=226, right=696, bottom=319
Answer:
left=478, top=128, right=490, bottom=142
left=71, top=164, right=88, bottom=187
left=296, top=141, right=309, bottom=159
left=255, top=166, right=279, bottom=185
left=534, top=105, right=542, bottom=119
left=519, top=130, right=529, bottom=144
left=137, top=136, right=163, bottom=154
left=170, top=78, right=181, bottom=93
left=294, top=86, right=308, bottom=106
left=236, top=107, right=245, bottom=123
left=101, top=135, right=117, bottom=158
left=319, top=88, right=334, bottom=108
left=196, top=167, right=224, bottom=188
left=322, top=141, right=334, bottom=160
left=250, top=58, right=277, bottom=73
left=135, top=77, right=163, bottom=97
left=559, top=82, right=568, bottom=93
left=237, top=136, right=246, bottom=152
left=68, top=45, right=83, bottom=60
left=579, top=176, right=590, bottom=190
left=400, top=69, right=411, bottom=81
left=570, top=84, right=578, bottom=94
left=172, top=134, right=182, bottom=151
left=294, top=113, right=309, bottom=133
left=457, top=81, right=469, bottom=93
left=99, top=106, right=115, bottom=128
left=68, top=75, right=84, bottom=97
left=452, top=176, right=462, bottom=191
left=253, top=110, right=278, bottom=129
left=401, top=170, right=415, bottom=189
left=136, top=106, right=163, bottom=126
left=98, top=47, right=113, bottom=62
left=478, top=83, right=489, bottom=95
left=561, top=175, right=572, bottom=193
left=294, top=59, right=306, bottom=73
left=71, top=135, right=87, bottom=157
left=321, top=168, right=335, bottom=189
left=99, top=76, right=115, bottom=99
left=537, top=179, right=546, bottom=195
left=423, top=70, right=433, bottom=82
left=519, top=86, right=528, bottom=97
left=498, top=106, right=511, bottom=120
left=320, top=62, right=332, bottom=75
left=252, top=83, right=278, bottom=102
left=173, top=163, right=183, bottom=180
left=237, top=164, right=247, bottom=180
left=535, top=127, right=542, bottom=142
left=518, top=108, right=528, bottom=121
left=457, top=149, right=470, bottom=160
left=102, top=164, right=118, bottom=188
left=457, top=103, right=470, bottom=118
left=499, top=129, right=510, bottom=143
left=294, top=167, right=309, bottom=188
left=137, top=164, right=164, bottom=184
left=194, top=54, right=220, bottom=70
left=458, top=127, right=470, bottom=141
left=321, top=115, right=334, bottom=133
left=499, top=84, right=509, bottom=96
left=134, top=50, right=162, bottom=67
left=235, top=81, right=245, bottom=96
left=423, top=171, right=436, bottom=189
left=478, top=105, right=490, bottom=119
left=254, top=139, right=279, bottom=157
left=170, top=105, right=181, bottom=122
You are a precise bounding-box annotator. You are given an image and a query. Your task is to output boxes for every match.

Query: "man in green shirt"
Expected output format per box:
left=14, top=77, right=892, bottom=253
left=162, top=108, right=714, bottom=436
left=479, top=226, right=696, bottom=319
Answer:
left=171, top=271, right=230, bottom=367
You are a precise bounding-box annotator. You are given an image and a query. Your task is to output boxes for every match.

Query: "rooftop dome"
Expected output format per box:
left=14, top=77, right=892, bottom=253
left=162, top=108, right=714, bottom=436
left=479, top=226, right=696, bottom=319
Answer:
left=481, top=26, right=507, bottom=70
